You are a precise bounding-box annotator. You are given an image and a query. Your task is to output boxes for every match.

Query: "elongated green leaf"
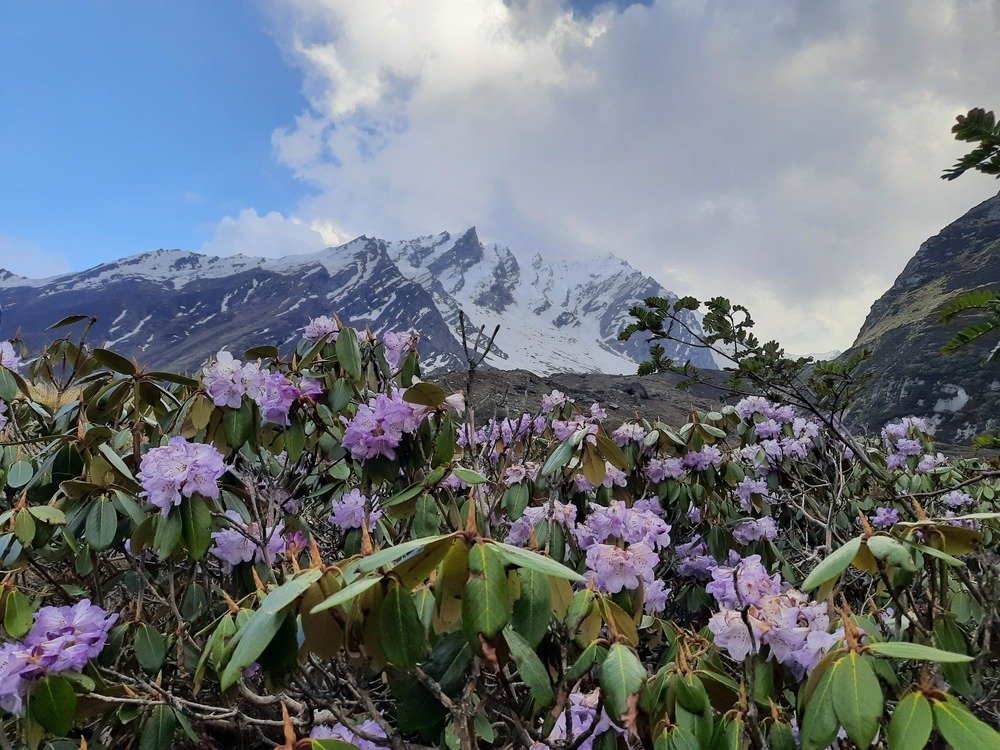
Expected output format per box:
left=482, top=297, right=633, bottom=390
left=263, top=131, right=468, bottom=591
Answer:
left=832, top=652, right=882, bottom=750
left=153, top=509, right=182, bottom=561
left=936, top=618, right=973, bottom=696
left=887, top=692, right=932, bottom=750
left=181, top=496, right=213, bottom=559
left=223, top=400, right=254, bottom=449
left=565, top=641, right=607, bottom=682
left=4, top=589, right=33, bottom=638
left=492, top=541, right=584, bottom=582
left=335, top=327, right=362, bottom=382
left=349, top=533, right=454, bottom=575
left=134, top=624, right=167, bottom=673
left=93, top=348, right=137, bottom=376
left=599, top=643, right=646, bottom=722
left=540, top=439, right=574, bottom=477
left=931, top=695, right=1000, bottom=749
left=865, top=535, right=917, bottom=572
left=381, top=581, right=427, bottom=669
left=97, top=443, right=136, bottom=481
left=503, top=626, right=553, bottom=706
left=220, top=569, right=322, bottom=689
left=28, top=675, right=76, bottom=736
left=86, top=497, right=117, bottom=551
left=139, top=705, right=177, bottom=750
left=27, top=506, right=66, bottom=525
left=867, top=641, right=974, bottom=663
left=310, top=576, right=381, bottom=614
left=511, top=568, right=551, bottom=648
left=801, top=658, right=841, bottom=750
left=462, top=542, right=510, bottom=641
left=802, top=536, right=862, bottom=591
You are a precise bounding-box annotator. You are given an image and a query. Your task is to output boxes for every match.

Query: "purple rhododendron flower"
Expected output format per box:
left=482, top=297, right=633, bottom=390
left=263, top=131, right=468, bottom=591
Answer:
left=870, top=507, right=900, bottom=529
left=0, top=600, right=117, bottom=714
left=535, top=689, right=623, bottom=750
left=612, top=422, right=647, bottom=445
left=0, top=342, right=22, bottom=373
left=382, top=331, right=418, bottom=369
left=258, top=371, right=300, bottom=426
left=585, top=542, right=658, bottom=594
left=682, top=445, right=723, bottom=472
left=732, top=517, right=779, bottom=545
left=303, top=316, right=341, bottom=342
left=540, top=389, right=573, bottom=413
left=341, top=390, right=426, bottom=461
left=646, top=457, right=685, bottom=482
left=706, top=554, right=782, bottom=609
left=735, top=477, right=769, bottom=510
left=506, top=501, right=577, bottom=547
left=202, top=351, right=267, bottom=409
left=209, top=511, right=286, bottom=573
left=942, top=490, right=974, bottom=508
left=138, top=437, right=227, bottom=516
left=328, top=488, right=382, bottom=531
left=310, top=719, right=389, bottom=750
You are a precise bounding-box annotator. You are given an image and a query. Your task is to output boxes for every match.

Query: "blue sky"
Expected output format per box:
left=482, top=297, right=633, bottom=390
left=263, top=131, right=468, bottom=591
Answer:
left=1, top=1, right=998, bottom=353
left=0, top=1, right=307, bottom=271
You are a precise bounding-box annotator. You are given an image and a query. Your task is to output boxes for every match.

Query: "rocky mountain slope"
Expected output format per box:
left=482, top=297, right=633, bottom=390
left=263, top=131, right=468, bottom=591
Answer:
left=0, top=228, right=714, bottom=375
left=847, top=190, right=1000, bottom=443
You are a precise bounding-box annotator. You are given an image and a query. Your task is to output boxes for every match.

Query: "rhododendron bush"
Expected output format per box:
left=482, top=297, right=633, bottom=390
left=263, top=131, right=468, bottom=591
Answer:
left=0, top=313, right=997, bottom=750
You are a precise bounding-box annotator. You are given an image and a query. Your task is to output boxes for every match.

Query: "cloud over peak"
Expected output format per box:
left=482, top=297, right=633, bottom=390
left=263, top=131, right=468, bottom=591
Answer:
left=230, top=0, right=1000, bottom=352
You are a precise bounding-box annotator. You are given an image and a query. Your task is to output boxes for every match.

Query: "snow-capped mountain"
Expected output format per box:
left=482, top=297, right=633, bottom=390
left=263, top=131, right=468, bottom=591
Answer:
left=0, top=227, right=715, bottom=374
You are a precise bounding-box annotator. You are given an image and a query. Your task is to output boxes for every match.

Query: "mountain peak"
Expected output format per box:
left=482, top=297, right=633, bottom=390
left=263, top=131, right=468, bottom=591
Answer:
left=0, top=228, right=716, bottom=375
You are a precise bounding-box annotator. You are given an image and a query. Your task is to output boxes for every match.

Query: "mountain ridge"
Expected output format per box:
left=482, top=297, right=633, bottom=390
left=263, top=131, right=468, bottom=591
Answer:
left=0, top=228, right=715, bottom=375
left=846, top=190, right=1000, bottom=443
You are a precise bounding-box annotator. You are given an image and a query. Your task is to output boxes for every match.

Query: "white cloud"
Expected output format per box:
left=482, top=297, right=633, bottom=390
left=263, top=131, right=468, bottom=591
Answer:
left=261, top=0, right=1000, bottom=352
left=202, top=208, right=348, bottom=258
left=0, top=233, right=71, bottom=279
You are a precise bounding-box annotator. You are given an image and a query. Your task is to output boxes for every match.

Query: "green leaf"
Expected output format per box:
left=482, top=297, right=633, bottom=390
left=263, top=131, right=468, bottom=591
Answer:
left=27, top=506, right=66, bottom=525
left=134, top=624, right=167, bottom=673
left=85, top=497, right=117, bottom=551
left=935, top=617, right=973, bottom=695
left=0, top=369, right=15, bottom=403
left=224, top=400, right=254, bottom=449
left=14, top=509, right=36, bottom=546
left=865, top=535, right=917, bottom=572
left=599, top=643, right=646, bottom=723
left=866, top=641, right=974, bottom=663
left=335, top=327, right=362, bottom=382
left=511, top=568, right=551, bottom=648
left=503, top=626, right=553, bottom=706
left=540, top=439, right=574, bottom=477
left=565, top=641, right=607, bottom=682
left=139, top=705, right=177, bottom=750
left=348, top=533, right=454, bottom=576
left=802, top=536, right=862, bottom=591
left=6, top=460, right=33, bottom=489
left=4, top=589, right=33, bottom=638
left=97, top=443, right=136, bottom=482
left=801, top=658, right=841, bottom=750
left=181, top=496, right=213, bottom=559
left=491, top=541, right=584, bottom=582
left=28, top=675, right=76, bottom=736
left=93, top=348, right=137, bottom=376
left=46, top=314, right=91, bottom=330
left=381, top=581, right=427, bottom=669
left=220, top=569, right=322, bottom=689
left=462, top=542, right=510, bottom=642
left=931, top=695, right=1000, bottom=749
left=402, top=381, right=447, bottom=407
left=887, top=692, right=932, bottom=750
left=832, top=652, right=882, bottom=749
left=153, top=509, right=182, bottom=561
left=310, top=576, right=382, bottom=614
left=452, top=467, right=487, bottom=485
